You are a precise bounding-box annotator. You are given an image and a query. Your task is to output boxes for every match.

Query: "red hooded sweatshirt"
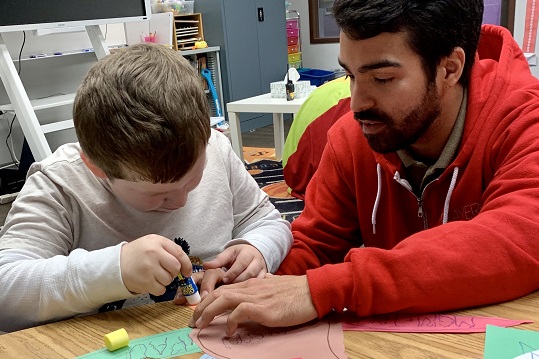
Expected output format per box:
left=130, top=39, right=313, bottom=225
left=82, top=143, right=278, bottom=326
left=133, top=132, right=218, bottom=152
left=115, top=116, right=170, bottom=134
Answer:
left=277, top=25, right=539, bottom=318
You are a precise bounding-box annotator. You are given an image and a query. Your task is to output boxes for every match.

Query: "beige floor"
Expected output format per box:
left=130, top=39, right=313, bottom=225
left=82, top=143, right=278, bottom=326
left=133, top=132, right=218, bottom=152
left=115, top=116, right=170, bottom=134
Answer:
left=0, top=119, right=293, bottom=226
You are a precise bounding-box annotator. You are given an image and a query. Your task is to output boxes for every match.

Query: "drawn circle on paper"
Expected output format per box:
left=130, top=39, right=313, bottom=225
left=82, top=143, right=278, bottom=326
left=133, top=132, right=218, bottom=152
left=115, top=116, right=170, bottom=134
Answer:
left=194, top=314, right=345, bottom=359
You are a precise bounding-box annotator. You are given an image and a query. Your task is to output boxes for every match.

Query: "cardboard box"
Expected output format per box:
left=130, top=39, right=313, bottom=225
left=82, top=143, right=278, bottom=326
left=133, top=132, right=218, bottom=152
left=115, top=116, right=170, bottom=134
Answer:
left=270, top=80, right=311, bottom=99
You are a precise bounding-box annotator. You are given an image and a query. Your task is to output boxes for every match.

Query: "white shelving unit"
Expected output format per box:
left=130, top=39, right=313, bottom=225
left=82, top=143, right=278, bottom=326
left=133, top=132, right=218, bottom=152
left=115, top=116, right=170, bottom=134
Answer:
left=0, top=93, right=75, bottom=112
left=0, top=26, right=109, bottom=161
left=0, top=26, right=224, bottom=162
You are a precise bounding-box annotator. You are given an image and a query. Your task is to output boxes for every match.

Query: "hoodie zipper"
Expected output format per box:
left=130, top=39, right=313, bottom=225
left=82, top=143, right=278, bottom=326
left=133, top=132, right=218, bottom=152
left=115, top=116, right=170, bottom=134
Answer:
left=418, top=179, right=440, bottom=229
left=393, top=171, right=438, bottom=230
left=417, top=198, right=423, bottom=218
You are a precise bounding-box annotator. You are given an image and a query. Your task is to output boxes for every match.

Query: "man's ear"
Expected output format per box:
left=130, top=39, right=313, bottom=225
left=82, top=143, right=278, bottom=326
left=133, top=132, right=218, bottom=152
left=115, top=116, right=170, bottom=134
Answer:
left=80, top=152, right=108, bottom=179
left=437, top=47, right=465, bottom=89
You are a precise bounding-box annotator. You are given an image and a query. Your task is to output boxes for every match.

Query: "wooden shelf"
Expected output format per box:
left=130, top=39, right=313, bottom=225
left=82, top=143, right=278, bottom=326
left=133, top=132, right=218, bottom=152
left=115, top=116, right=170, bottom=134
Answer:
left=173, top=13, right=204, bottom=50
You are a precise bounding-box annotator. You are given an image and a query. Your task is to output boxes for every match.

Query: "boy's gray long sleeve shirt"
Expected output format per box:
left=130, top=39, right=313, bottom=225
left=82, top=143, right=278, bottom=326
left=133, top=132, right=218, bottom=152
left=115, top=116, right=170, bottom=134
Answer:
left=0, top=130, right=292, bottom=332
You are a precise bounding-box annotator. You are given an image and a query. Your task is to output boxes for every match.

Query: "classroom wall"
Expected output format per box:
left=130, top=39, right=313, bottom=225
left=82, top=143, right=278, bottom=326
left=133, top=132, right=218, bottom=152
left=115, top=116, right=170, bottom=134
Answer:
left=288, top=0, right=340, bottom=71
left=513, top=0, right=539, bottom=78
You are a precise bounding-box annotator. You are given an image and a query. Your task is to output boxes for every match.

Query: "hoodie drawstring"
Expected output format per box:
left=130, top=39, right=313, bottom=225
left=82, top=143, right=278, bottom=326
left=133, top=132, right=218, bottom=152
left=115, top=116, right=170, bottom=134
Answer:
left=372, top=163, right=382, bottom=234
left=443, top=167, right=459, bottom=224
left=371, top=165, right=459, bottom=234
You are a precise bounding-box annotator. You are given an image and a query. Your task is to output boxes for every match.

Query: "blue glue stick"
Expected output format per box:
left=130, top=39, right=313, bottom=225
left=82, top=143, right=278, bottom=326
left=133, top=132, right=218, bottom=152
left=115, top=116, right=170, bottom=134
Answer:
left=177, top=273, right=201, bottom=305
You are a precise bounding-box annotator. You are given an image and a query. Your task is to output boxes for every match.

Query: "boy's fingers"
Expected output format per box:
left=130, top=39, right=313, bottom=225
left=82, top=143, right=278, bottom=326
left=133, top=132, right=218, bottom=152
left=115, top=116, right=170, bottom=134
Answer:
left=192, top=271, right=205, bottom=283
left=154, top=266, right=175, bottom=287
left=161, top=239, right=192, bottom=277
left=159, top=251, right=183, bottom=279
left=230, top=262, right=265, bottom=283
left=221, top=260, right=249, bottom=284
left=173, top=290, right=187, bottom=305
left=203, top=251, right=234, bottom=270
left=202, top=259, right=223, bottom=270
left=148, top=282, right=167, bottom=296
left=198, top=268, right=225, bottom=295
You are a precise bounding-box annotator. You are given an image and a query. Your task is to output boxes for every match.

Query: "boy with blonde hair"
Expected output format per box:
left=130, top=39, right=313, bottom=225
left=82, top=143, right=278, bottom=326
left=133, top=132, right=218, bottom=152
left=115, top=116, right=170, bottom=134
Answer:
left=0, top=43, right=292, bottom=332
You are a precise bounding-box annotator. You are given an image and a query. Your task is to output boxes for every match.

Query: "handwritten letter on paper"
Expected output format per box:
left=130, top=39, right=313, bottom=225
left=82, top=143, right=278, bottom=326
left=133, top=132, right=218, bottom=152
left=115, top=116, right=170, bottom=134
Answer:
left=190, top=314, right=347, bottom=359
left=77, top=328, right=200, bottom=359
left=342, top=314, right=532, bottom=333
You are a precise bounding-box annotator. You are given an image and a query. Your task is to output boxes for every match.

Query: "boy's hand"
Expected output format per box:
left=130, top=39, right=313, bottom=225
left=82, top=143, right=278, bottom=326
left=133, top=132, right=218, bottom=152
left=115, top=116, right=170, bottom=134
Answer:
left=120, top=234, right=192, bottom=295
left=203, top=244, right=267, bottom=284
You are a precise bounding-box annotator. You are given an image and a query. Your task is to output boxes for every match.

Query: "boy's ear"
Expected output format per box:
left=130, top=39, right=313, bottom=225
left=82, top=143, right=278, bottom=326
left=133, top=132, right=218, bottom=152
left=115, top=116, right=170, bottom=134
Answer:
left=80, top=152, right=108, bottom=179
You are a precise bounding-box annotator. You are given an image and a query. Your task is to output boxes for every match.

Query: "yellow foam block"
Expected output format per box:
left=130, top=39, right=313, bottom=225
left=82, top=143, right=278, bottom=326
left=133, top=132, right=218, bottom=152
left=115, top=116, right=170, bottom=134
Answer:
left=104, top=328, right=129, bottom=351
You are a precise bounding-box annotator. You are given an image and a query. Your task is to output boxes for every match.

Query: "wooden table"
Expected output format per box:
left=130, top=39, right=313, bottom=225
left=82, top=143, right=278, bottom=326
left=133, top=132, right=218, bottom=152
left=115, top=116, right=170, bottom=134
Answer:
left=226, top=93, right=307, bottom=162
left=2, top=291, right=539, bottom=359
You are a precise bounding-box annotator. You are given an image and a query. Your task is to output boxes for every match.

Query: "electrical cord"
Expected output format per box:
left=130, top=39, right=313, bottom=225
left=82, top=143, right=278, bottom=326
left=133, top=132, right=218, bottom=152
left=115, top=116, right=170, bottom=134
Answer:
left=2, top=112, right=18, bottom=163
left=2, top=31, right=26, bottom=169
left=3, top=30, right=67, bottom=170
left=4, top=113, right=19, bottom=169
left=16, top=31, right=25, bottom=75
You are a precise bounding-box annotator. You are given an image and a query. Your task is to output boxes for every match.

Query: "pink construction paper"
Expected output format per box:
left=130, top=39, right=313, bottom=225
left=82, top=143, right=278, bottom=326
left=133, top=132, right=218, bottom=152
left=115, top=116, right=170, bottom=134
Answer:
left=342, top=314, right=532, bottom=333
left=190, top=314, right=347, bottom=359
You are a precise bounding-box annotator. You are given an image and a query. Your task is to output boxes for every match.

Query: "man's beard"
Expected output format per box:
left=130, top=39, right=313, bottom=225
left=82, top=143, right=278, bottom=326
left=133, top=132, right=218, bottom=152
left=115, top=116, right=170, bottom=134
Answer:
left=354, top=82, right=441, bottom=153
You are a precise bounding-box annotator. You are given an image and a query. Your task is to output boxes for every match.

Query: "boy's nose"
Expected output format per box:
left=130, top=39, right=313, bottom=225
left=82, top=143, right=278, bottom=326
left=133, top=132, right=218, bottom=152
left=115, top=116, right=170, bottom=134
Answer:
left=164, top=193, right=188, bottom=210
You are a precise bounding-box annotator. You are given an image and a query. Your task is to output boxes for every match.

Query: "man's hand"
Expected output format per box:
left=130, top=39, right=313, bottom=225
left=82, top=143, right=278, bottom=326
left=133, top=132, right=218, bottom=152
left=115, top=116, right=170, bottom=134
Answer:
left=203, top=244, right=267, bottom=284
left=189, top=274, right=318, bottom=336
left=120, top=234, right=192, bottom=295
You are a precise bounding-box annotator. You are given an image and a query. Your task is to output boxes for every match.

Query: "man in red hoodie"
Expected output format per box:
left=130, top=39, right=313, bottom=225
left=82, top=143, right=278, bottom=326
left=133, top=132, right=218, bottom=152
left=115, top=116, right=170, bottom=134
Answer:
left=191, top=0, right=539, bottom=335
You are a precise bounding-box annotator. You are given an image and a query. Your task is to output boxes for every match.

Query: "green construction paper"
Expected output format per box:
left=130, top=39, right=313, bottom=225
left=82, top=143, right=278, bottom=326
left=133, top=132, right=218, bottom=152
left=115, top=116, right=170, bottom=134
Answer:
left=77, top=327, right=201, bottom=359
left=484, top=325, right=539, bottom=359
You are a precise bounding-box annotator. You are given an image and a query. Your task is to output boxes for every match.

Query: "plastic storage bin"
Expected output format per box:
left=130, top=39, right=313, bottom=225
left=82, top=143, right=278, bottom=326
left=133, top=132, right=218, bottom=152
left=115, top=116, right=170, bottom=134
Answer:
left=151, top=1, right=194, bottom=15
left=287, top=45, right=299, bottom=54
left=288, top=52, right=301, bottom=63
left=286, top=19, right=299, bottom=29
left=298, top=68, right=336, bottom=87
left=289, top=61, right=302, bottom=69
left=287, top=37, right=299, bottom=46
left=286, top=28, right=299, bottom=37
left=181, top=1, right=194, bottom=14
